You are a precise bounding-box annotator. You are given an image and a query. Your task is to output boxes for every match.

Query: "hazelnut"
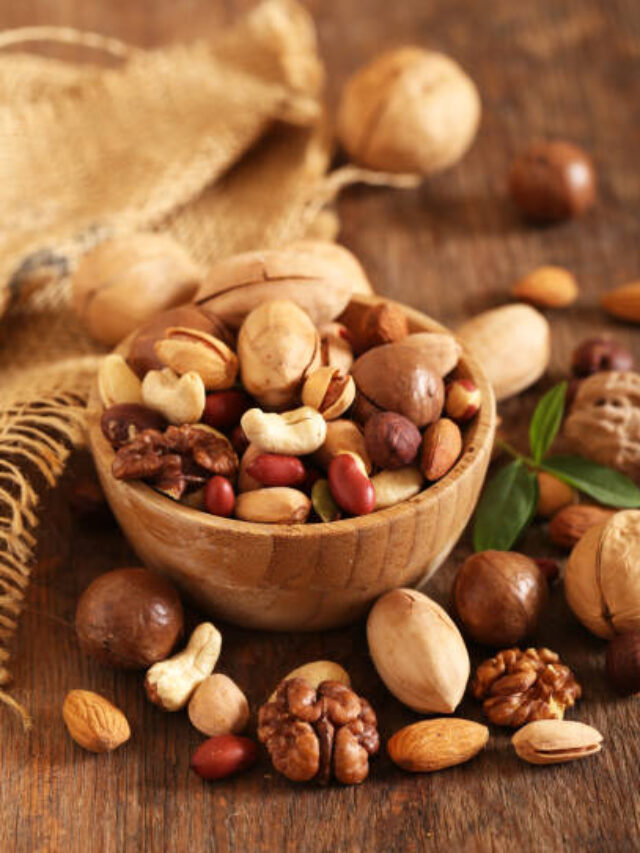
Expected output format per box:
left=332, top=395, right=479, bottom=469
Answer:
left=188, top=673, right=250, bottom=736
left=357, top=302, right=409, bottom=352
left=605, top=632, right=640, bottom=696
left=536, top=471, right=576, bottom=518
left=571, top=338, right=633, bottom=377
left=364, top=412, right=421, bottom=470
left=75, top=568, right=184, bottom=669
left=508, top=140, right=597, bottom=223
left=337, top=47, right=481, bottom=175
left=445, top=379, right=481, bottom=422
left=453, top=551, right=548, bottom=646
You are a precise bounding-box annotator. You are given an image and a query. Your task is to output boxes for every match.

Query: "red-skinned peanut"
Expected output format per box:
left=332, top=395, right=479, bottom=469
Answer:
left=230, top=424, right=250, bottom=456
left=328, top=453, right=375, bottom=516
left=190, top=734, right=258, bottom=780
left=204, top=476, right=235, bottom=517
left=246, top=453, right=306, bottom=487
left=202, top=389, right=251, bottom=431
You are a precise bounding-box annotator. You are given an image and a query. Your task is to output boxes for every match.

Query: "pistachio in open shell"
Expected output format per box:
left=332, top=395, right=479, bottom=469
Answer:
left=367, top=588, right=470, bottom=714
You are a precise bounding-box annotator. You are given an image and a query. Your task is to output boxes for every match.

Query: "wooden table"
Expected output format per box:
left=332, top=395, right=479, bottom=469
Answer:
left=2, top=1, right=639, bottom=850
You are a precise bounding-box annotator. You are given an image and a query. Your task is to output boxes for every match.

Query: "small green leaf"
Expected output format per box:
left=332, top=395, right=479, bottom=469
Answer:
left=543, top=455, right=640, bottom=508
left=473, top=460, right=538, bottom=552
left=529, top=382, right=567, bottom=463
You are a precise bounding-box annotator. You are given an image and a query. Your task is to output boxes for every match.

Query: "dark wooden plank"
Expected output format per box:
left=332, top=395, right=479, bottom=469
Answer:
left=1, top=0, right=640, bottom=851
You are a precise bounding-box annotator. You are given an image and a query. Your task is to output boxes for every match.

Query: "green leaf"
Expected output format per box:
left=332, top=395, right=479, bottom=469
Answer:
left=543, top=455, right=640, bottom=508
left=473, top=460, right=538, bottom=551
left=529, top=382, right=567, bottom=463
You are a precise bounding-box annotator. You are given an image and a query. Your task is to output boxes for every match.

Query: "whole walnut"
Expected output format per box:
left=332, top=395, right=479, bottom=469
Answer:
left=258, top=678, right=379, bottom=785
left=337, top=47, right=481, bottom=175
left=564, top=371, right=640, bottom=479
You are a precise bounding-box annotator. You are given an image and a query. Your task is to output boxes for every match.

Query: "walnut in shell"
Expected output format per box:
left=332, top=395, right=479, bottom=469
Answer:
left=564, top=371, right=640, bottom=480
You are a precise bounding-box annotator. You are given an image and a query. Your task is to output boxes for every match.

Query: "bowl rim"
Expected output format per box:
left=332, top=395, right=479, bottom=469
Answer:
left=88, top=295, right=496, bottom=539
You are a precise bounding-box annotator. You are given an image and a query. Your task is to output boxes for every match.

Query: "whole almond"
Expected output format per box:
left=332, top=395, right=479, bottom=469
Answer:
left=421, top=418, right=463, bottom=481
left=388, top=718, right=489, bottom=772
left=512, top=719, right=603, bottom=765
left=548, top=504, right=616, bottom=548
left=601, top=281, right=640, bottom=323
left=512, top=266, right=578, bottom=309
left=63, top=689, right=131, bottom=753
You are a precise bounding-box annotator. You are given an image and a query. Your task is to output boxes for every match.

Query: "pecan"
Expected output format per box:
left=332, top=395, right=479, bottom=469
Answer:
left=257, top=678, right=379, bottom=786
left=471, top=647, right=582, bottom=728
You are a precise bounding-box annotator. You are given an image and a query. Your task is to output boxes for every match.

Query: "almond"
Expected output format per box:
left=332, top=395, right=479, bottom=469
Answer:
left=512, top=719, right=603, bottom=765
left=388, top=718, right=489, bottom=772
left=536, top=471, right=576, bottom=518
left=62, top=689, right=131, bottom=753
left=548, top=504, right=616, bottom=548
left=601, top=281, right=640, bottom=323
left=420, top=418, right=463, bottom=481
left=512, top=266, right=578, bottom=308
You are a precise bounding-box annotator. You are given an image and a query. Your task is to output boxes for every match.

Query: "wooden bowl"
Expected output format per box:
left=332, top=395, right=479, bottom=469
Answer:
left=88, top=296, right=496, bottom=631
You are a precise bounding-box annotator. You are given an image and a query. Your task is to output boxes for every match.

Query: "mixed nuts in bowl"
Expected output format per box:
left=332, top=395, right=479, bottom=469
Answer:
left=87, top=263, right=496, bottom=631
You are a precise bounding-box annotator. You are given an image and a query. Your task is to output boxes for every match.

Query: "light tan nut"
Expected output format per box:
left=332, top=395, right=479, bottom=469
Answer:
left=384, top=333, right=461, bottom=378
left=98, top=354, right=143, bottom=407
left=512, top=266, right=579, bottom=308
left=237, top=443, right=262, bottom=493
left=421, top=418, right=462, bottom=481
left=234, top=487, right=311, bottom=524
left=63, top=689, right=131, bottom=753
left=319, top=322, right=355, bottom=374
left=445, top=379, right=481, bottom=421
left=285, top=240, right=374, bottom=296
left=268, top=660, right=351, bottom=701
left=371, top=466, right=423, bottom=510
left=145, top=622, right=222, bottom=711
left=536, top=472, right=576, bottom=517
left=188, top=673, right=250, bottom=737
left=154, top=327, right=238, bottom=391
left=512, top=719, right=603, bottom=765
left=600, top=281, right=640, bottom=323
left=388, top=718, right=489, bottom=772
left=141, top=367, right=206, bottom=425
left=241, top=407, right=327, bottom=456
left=302, top=366, right=356, bottom=420
left=548, top=504, right=616, bottom=549
left=312, top=419, right=372, bottom=474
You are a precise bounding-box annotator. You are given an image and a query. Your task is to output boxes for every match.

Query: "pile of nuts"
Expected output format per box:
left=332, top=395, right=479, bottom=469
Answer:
left=97, top=248, right=481, bottom=525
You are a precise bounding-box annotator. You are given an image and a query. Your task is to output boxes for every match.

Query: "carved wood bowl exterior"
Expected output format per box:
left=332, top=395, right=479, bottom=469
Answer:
left=88, top=296, right=496, bottom=631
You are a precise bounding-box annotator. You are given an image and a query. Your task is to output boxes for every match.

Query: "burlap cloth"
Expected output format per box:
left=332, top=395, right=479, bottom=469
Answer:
left=0, top=0, right=419, bottom=725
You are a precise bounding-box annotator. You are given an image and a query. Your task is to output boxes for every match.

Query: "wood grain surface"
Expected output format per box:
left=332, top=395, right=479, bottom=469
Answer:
left=1, top=1, right=640, bottom=851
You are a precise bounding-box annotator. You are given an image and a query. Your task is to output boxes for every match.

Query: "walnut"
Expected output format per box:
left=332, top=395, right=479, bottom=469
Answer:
left=564, top=371, right=640, bottom=479
left=257, top=678, right=379, bottom=785
left=471, top=648, right=582, bottom=728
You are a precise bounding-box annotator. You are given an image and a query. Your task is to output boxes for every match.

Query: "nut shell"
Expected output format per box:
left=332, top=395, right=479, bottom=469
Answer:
left=512, top=719, right=602, bottom=765
left=605, top=632, right=640, bottom=696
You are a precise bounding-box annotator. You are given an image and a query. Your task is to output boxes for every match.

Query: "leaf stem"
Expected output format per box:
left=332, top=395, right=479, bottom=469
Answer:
left=497, top=439, right=539, bottom=469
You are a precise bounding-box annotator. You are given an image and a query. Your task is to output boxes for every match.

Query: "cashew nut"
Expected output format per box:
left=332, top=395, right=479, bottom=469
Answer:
left=240, top=406, right=327, bottom=455
left=372, top=466, right=424, bottom=510
left=142, top=367, right=205, bottom=425
left=145, top=622, right=222, bottom=711
left=98, top=353, right=143, bottom=407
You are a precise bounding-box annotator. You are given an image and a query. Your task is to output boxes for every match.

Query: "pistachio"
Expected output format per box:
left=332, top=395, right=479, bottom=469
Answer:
left=98, top=354, right=144, bottom=408
left=154, top=327, right=238, bottom=390
left=512, top=719, right=603, bottom=765
left=234, top=487, right=311, bottom=524
left=371, top=466, right=423, bottom=510
left=302, top=366, right=356, bottom=420
left=241, top=407, right=327, bottom=456
left=141, top=367, right=206, bottom=425
left=318, top=322, right=354, bottom=374
left=311, top=478, right=341, bottom=522
left=237, top=299, right=321, bottom=409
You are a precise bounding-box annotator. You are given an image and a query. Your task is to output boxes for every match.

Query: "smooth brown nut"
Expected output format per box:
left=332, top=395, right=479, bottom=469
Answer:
left=312, top=419, right=372, bottom=474
left=352, top=343, right=445, bottom=427
left=75, top=568, right=184, bottom=669
left=188, top=674, right=250, bottom=736
left=302, top=366, right=356, bottom=420
left=357, top=301, right=409, bottom=352
left=509, top=140, right=597, bottom=222
left=600, top=281, right=640, bottom=324
left=63, top=690, right=131, bottom=753
left=234, top=487, right=311, bottom=524
left=100, top=403, right=166, bottom=447
left=420, top=418, right=462, bottom=481
left=536, top=471, right=576, bottom=518
left=605, top=632, right=640, bottom=696
left=512, top=720, right=602, bottom=765
left=141, top=367, right=206, bottom=425
left=98, top=354, right=143, bottom=408
left=571, top=338, right=633, bottom=377
left=392, top=333, right=461, bottom=377
left=72, top=233, right=201, bottom=346
left=318, top=322, right=354, bottom=374
left=371, top=466, right=423, bottom=510
left=337, top=47, right=481, bottom=175
left=548, top=504, right=616, bottom=548
left=388, top=718, right=489, bottom=773
left=445, top=379, right=481, bottom=421
left=453, top=551, right=548, bottom=646
left=154, top=327, right=238, bottom=391
left=364, top=412, right=421, bottom=469
left=512, top=266, right=579, bottom=309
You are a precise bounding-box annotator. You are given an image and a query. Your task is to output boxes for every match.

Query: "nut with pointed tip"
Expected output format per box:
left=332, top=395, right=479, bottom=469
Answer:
left=388, top=718, right=489, bottom=773
left=63, top=689, right=131, bottom=753
left=512, top=266, right=578, bottom=309
left=536, top=471, right=576, bottom=518
left=600, top=281, right=640, bottom=324
left=445, top=379, right=481, bottom=422
left=548, top=504, right=615, bottom=549
left=145, top=622, right=222, bottom=711
left=302, top=367, right=356, bottom=420
left=98, top=354, right=143, bottom=408
left=420, top=418, right=462, bottom=481
left=141, top=367, right=206, bottom=425
left=512, top=719, right=602, bottom=765
left=154, top=326, right=238, bottom=391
